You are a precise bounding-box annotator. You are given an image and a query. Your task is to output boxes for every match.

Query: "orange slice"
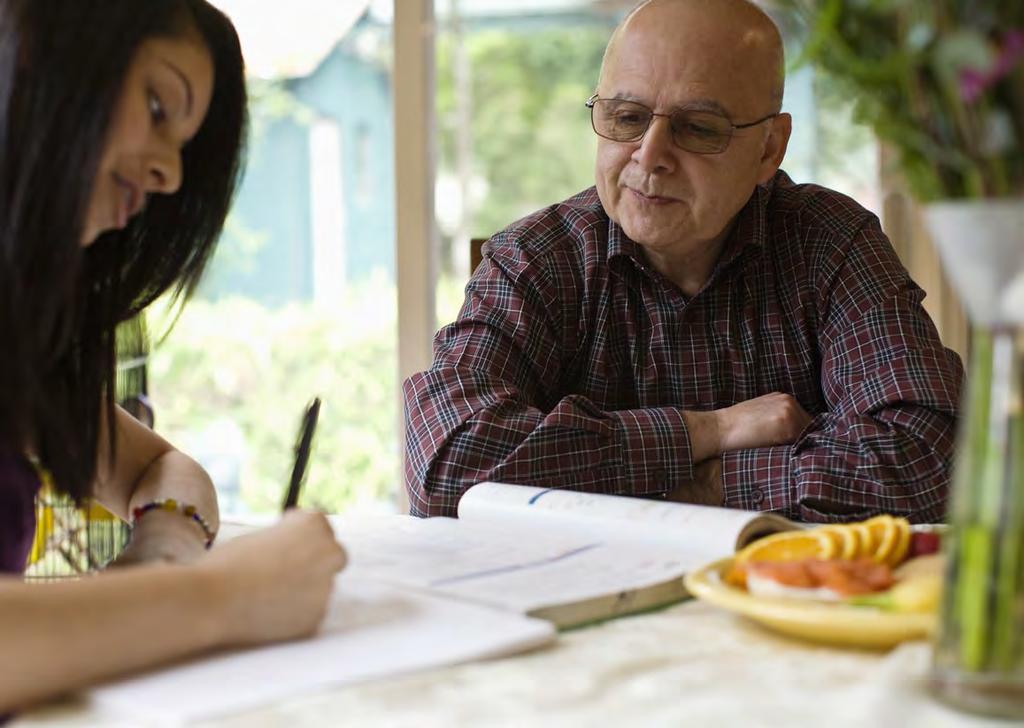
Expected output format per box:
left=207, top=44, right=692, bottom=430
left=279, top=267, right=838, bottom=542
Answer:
left=735, top=529, right=839, bottom=565
left=863, top=515, right=899, bottom=563
left=815, top=524, right=859, bottom=559
left=885, top=517, right=912, bottom=567
left=850, top=522, right=875, bottom=559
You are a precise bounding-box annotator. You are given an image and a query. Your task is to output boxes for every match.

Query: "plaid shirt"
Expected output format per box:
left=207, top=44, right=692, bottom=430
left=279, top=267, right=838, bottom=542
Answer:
left=404, top=171, right=963, bottom=522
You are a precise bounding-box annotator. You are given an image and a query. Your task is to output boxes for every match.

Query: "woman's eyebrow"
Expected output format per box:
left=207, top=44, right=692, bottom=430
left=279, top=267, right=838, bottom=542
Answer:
left=159, top=59, right=194, bottom=116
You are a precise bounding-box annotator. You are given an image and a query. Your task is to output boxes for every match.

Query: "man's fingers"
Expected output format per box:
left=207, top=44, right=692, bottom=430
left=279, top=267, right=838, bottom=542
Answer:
left=718, top=392, right=811, bottom=451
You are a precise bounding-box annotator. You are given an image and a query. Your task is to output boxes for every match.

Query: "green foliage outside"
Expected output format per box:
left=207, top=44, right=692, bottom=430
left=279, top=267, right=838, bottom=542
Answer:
left=148, top=276, right=467, bottom=514
left=436, top=25, right=609, bottom=241
left=147, top=277, right=399, bottom=514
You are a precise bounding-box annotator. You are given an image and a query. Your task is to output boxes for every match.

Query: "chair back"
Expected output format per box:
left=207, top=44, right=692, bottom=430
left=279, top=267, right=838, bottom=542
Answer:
left=470, top=237, right=487, bottom=274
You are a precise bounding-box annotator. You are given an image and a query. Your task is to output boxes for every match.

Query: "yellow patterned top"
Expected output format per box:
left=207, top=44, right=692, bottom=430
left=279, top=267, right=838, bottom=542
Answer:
left=26, top=458, right=122, bottom=572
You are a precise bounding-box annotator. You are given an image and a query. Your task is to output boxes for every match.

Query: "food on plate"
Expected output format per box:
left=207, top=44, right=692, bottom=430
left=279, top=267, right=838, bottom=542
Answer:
left=733, top=516, right=914, bottom=570
left=746, top=558, right=894, bottom=600
left=907, top=530, right=942, bottom=558
left=733, top=529, right=842, bottom=566
left=724, top=517, right=944, bottom=613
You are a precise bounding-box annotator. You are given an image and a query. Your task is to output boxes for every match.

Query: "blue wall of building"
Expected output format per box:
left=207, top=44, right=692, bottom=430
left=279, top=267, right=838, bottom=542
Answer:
left=292, top=40, right=396, bottom=283
left=202, top=118, right=313, bottom=305
left=202, top=20, right=395, bottom=306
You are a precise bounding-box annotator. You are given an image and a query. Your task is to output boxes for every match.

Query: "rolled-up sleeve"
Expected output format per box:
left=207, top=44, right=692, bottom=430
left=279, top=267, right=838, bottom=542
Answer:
left=721, top=218, right=963, bottom=523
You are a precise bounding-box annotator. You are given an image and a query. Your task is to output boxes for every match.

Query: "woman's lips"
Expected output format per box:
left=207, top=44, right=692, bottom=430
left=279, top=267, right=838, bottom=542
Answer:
left=113, top=174, right=141, bottom=228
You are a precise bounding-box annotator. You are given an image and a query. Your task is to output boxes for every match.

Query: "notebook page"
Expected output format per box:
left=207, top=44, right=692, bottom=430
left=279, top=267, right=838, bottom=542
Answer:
left=87, top=575, right=554, bottom=726
left=333, top=514, right=697, bottom=616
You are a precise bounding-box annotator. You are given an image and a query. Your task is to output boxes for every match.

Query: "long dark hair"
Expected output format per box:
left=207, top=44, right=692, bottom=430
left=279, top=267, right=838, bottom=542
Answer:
left=0, top=0, right=247, bottom=499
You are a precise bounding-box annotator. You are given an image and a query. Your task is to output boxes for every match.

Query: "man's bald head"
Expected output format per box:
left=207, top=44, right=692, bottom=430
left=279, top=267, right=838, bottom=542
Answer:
left=591, top=0, right=794, bottom=266
left=599, top=0, right=786, bottom=111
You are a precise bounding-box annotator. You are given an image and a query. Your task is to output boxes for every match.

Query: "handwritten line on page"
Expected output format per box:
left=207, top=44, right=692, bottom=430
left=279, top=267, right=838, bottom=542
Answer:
left=429, top=543, right=602, bottom=588
left=330, top=484, right=797, bottom=628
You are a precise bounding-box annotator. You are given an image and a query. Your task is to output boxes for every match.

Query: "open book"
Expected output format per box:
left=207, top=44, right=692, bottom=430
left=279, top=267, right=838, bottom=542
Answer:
left=84, top=485, right=794, bottom=723
left=89, top=575, right=555, bottom=723
left=337, top=482, right=798, bottom=629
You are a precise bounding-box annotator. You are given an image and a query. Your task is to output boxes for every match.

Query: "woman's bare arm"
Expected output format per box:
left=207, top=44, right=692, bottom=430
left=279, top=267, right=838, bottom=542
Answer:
left=91, top=406, right=220, bottom=563
left=0, top=509, right=346, bottom=714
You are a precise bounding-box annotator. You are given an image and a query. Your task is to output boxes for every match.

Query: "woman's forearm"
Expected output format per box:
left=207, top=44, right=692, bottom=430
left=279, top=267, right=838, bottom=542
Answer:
left=125, top=449, right=220, bottom=532
left=0, top=564, right=222, bottom=713
left=92, top=408, right=218, bottom=531
left=0, top=510, right=346, bottom=715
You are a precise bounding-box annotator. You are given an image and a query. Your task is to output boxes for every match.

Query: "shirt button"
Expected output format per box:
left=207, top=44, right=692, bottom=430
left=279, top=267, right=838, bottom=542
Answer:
left=751, top=488, right=765, bottom=505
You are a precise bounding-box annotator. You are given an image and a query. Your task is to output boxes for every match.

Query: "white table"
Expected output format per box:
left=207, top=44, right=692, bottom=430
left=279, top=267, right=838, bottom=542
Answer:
left=15, top=598, right=1007, bottom=727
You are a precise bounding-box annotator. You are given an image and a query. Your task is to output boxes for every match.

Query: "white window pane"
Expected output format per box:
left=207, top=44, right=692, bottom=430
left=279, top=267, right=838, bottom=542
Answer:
left=149, top=2, right=399, bottom=515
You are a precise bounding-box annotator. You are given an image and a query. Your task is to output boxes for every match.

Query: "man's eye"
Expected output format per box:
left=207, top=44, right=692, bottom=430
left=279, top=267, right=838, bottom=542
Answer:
left=147, top=90, right=167, bottom=124
left=681, top=121, right=721, bottom=138
left=612, top=112, right=647, bottom=126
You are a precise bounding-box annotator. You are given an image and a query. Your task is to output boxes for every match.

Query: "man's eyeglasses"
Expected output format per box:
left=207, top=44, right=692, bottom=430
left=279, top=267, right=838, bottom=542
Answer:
left=586, top=94, right=779, bottom=155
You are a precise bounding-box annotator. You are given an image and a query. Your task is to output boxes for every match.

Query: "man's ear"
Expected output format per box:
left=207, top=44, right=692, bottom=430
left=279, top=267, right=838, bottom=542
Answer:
left=757, top=112, right=791, bottom=185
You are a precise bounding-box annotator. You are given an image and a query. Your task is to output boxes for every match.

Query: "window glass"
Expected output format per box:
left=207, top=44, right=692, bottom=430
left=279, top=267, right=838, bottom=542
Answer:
left=149, top=0, right=399, bottom=515
left=148, top=0, right=879, bottom=516
left=432, top=0, right=879, bottom=324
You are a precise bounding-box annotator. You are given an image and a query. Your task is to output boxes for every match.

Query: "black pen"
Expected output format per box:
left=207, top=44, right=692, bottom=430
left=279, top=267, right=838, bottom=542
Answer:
left=282, top=397, right=321, bottom=511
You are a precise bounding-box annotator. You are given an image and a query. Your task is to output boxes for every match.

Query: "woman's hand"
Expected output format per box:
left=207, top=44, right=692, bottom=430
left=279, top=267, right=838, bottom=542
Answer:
left=197, top=509, right=348, bottom=647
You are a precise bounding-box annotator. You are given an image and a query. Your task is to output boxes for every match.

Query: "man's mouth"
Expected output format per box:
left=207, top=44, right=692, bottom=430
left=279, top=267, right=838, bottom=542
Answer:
left=628, top=188, right=678, bottom=205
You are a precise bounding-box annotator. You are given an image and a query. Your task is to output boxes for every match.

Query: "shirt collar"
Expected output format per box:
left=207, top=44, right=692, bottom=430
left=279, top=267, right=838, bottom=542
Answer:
left=606, top=175, right=775, bottom=276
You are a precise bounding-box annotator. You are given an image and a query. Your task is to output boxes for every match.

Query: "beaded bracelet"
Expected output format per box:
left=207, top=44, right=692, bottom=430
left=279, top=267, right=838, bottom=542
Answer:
left=131, top=498, right=216, bottom=549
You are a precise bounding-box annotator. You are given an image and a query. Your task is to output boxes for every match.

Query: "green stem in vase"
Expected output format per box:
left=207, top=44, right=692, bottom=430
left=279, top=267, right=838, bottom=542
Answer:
left=955, top=329, right=1024, bottom=673
left=991, top=521, right=1022, bottom=671
left=953, top=329, right=996, bottom=671
left=957, top=526, right=994, bottom=671
left=991, top=338, right=1024, bottom=671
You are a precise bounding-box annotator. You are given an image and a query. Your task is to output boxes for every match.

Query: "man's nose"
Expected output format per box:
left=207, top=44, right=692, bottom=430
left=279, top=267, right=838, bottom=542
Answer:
left=632, top=115, right=677, bottom=173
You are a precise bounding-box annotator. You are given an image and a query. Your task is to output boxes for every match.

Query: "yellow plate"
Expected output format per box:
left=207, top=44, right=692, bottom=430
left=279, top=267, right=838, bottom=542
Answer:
left=684, top=558, right=936, bottom=649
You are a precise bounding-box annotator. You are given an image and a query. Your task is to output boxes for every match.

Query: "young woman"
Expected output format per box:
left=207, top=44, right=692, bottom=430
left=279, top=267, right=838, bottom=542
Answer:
left=0, top=0, right=346, bottom=714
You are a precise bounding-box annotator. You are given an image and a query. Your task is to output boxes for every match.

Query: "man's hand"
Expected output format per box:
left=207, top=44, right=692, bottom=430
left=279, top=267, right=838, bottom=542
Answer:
left=715, top=392, right=811, bottom=452
left=683, top=393, right=812, bottom=462
left=666, top=457, right=723, bottom=505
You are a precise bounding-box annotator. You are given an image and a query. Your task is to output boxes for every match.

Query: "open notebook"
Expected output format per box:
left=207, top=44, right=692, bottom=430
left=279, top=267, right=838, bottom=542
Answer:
left=86, top=483, right=795, bottom=723
left=88, top=575, right=555, bottom=724
left=338, top=482, right=798, bottom=629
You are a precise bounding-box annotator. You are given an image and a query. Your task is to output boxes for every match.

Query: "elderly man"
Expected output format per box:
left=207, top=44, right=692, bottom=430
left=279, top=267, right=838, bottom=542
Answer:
left=403, top=0, right=963, bottom=522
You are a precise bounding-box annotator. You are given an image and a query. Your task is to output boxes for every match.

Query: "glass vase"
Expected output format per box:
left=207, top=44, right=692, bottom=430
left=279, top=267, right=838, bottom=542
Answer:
left=924, top=200, right=1024, bottom=720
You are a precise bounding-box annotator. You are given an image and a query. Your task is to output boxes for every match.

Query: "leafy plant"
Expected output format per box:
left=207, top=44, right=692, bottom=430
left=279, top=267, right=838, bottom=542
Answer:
left=782, top=0, right=1024, bottom=200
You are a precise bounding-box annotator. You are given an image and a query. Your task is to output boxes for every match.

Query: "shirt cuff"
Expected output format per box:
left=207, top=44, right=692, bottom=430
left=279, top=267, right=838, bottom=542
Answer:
left=721, top=445, right=794, bottom=514
left=609, top=406, right=694, bottom=497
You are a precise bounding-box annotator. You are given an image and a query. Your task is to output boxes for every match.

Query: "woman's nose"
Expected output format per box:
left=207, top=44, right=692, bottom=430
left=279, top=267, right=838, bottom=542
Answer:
left=145, top=142, right=183, bottom=195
